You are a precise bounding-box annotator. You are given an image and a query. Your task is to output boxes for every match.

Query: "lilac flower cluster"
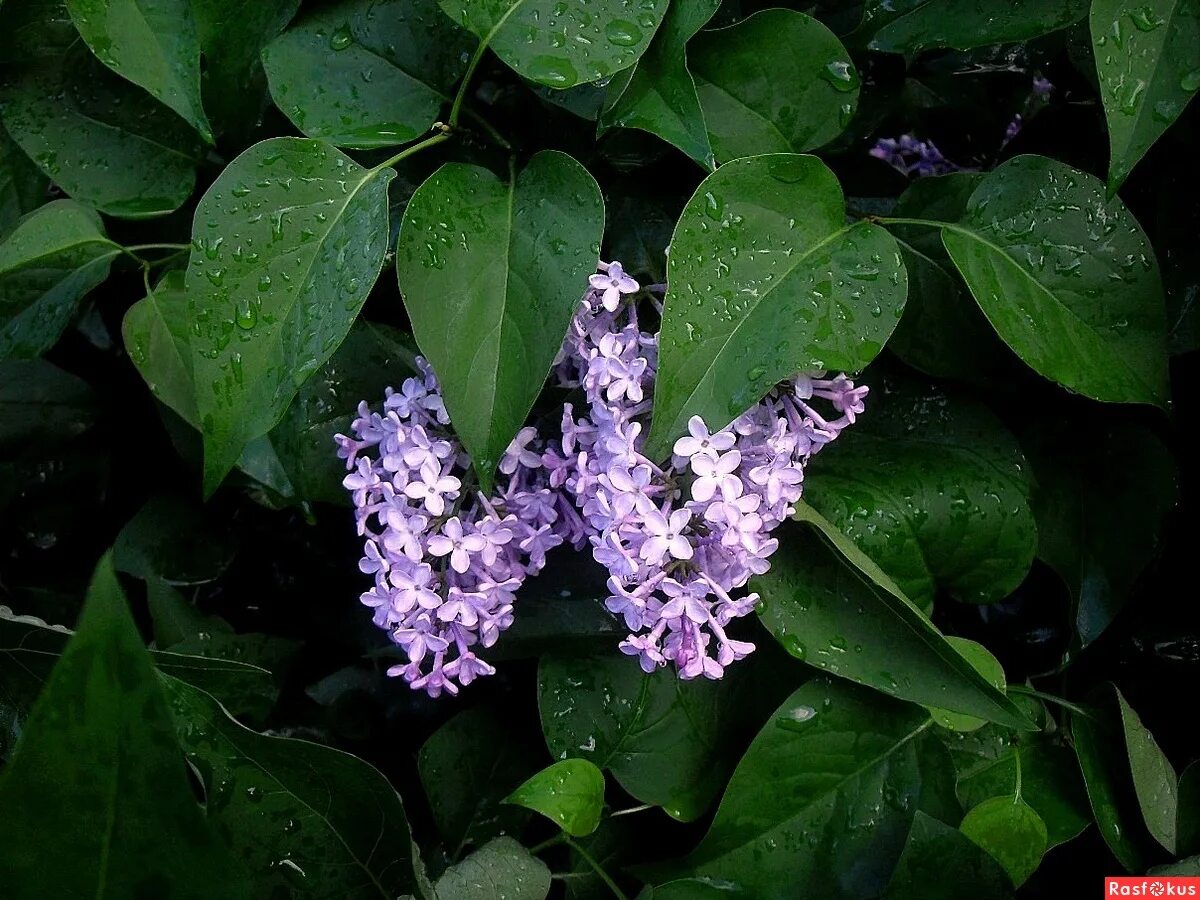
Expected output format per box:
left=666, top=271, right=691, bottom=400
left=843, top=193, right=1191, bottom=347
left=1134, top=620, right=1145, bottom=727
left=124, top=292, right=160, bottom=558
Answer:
left=337, top=261, right=867, bottom=694
left=335, top=359, right=577, bottom=697
left=869, top=134, right=961, bottom=177
left=543, top=263, right=868, bottom=681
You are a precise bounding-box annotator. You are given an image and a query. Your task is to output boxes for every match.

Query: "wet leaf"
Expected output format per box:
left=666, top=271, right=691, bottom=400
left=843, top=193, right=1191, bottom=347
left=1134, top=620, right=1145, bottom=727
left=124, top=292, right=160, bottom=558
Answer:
left=0, top=9, right=202, bottom=218
left=658, top=678, right=932, bottom=899
left=0, top=121, right=48, bottom=237
left=646, top=154, right=906, bottom=458
left=598, top=0, right=720, bottom=167
left=883, top=811, right=1012, bottom=900
left=438, top=0, right=669, bottom=89
left=186, top=137, right=394, bottom=495
left=947, top=726, right=1091, bottom=849
left=0, top=555, right=250, bottom=897
left=395, top=152, right=603, bottom=492
left=539, top=647, right=762, bottom=821
left=1091, top=0, right=1200, bottom=193
left=113, top=494, right=235, bottom=585
left=65, top=0, right=213, bottom=141
left=1179, top=761, right=1200, bottom=856
left=419, top=707, right=538, bottom=857
left=754, top=501, right=1033, bottom=730
left=870, top=0, right=1088, bottom=54
left=160, top=674, right=425, bottom=899
left=940, top=155, right=1169, bottom=407
left=0, top=200, right=119, bottom=360
left=122, top=270, right=198, bottom=422
left=1116, top=687, right=1178, bottom=853
left=504, top=758, right=605, bottom=837
left=803, top=377, right=1036, bottom=607
left=924, top=638, right=1006, bottom=732
left=434, top=836, right=551, bottom=900
left=263, top=0, right=474, bottom=148
left=689, top=10, right=859, bottom=162
left=959, top=796, right=1047, bottom=887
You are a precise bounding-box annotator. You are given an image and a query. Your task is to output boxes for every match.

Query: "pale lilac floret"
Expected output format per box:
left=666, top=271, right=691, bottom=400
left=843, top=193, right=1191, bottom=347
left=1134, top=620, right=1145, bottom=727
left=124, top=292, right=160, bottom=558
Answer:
left=588, top=260, right=640, bottom=311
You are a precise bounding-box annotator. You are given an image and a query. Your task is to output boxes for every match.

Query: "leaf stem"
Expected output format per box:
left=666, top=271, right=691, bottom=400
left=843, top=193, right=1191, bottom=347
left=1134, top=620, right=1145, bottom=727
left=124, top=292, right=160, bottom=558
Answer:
left=372, top=129, right=452, bottom=172
left=123, top=242, right=191, bottom=254
left=529, top=833, right=568, bottom=854
left=608, top=803, right=652, bottom=818
left=461, top=106, right=514, bottom=150
left=448, top=3, right=524, bottom=128
left=1009, top=685, right=1092, bottom=719
left=563, top=836, right=628, bottom=900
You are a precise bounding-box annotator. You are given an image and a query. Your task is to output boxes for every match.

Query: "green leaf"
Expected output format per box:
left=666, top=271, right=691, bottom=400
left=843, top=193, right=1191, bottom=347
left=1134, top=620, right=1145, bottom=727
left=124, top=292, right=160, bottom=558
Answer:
left=539, top=647, right=759, bottom=821
left=1153, top=856, right=1200, bottom=876
left=505, top=758, right=605, bottom=837
left=0, top=121, right=48, bottom=237
left=0, top=603, right=281, bottom=734
left=754, top=502, right=1034, bottom=730
left=1179, top=761, right=1200, bottom=856
left=803, top=376, right=1036, bottom=607
left=191, top=0, right=299, bottom=139
left=948, top=726, right=1091, bottom=849
left=939, top=155, right=1169, bottom=407
left=1021, top=419, right=1178, bottom=650
left=689, top=10, right=859, bottom=163
left=870, top=0, right=1088, bottom=54
left=186, top=137, right=394, bottom=494
left=597, top=0, right=720, bottom=167
left=434, top=837, right=551, bottom=900
left=883, top=811, right=1012, bottom=900
left=1070, top=684, right=1155, bottom=871
left=959, top=796, right=1047, bottom=888
left=1116, top=687, right=1179, bottom=853
left=662, top=678, right=932, bottom=899
left=0, top=359, right=96, bottom=453
left=122, top=269, right=198, bottom=422
left=160, top=674, right=426, bottom=899
left=645, top=154, right=906, bottom=458
left=0, top=199, right=119, bottom=360
left=65, top=0, right=213, bottom=141
left=266, top=321, right=419, bottom=503
left=113, top=494, right=235, bottom=585
left=0, top=555, right=250, bottom=897
left=395, top=152, right=603, bottom=492
left=1091, top=0, right=1200, bottom=193
left=0, top=19, right=201, bottom=218
left=438, top=0, right=669, bottom=89
left=647, top=879, right=748, bottom=899
left=419, top=707, right=538, bottom=857
left=262, top=0, right=474, bottom=149
left=925, top=638, right=1006, bottom=732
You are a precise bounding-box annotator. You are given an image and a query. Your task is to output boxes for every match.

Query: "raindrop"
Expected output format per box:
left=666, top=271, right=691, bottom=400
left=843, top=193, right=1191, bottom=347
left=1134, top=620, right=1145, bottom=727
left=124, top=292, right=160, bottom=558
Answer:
left=330, top=24, right=353, bottom=51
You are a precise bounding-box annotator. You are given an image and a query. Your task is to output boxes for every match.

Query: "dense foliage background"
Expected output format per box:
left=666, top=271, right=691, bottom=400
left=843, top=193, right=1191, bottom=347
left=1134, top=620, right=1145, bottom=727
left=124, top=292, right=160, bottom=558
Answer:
left=1, top=0, right=1198, bottom=897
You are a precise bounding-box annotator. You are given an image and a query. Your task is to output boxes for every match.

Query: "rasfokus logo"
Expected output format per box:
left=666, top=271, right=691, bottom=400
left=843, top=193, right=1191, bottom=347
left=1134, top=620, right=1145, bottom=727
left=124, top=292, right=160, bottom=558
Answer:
left=1106, top=877, right=1200, bottom=896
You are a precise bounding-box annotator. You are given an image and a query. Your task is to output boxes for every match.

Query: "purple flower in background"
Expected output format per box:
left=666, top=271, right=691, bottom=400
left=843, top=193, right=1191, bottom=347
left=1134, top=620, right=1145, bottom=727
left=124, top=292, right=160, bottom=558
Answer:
left=869, top=134, right=961, bottom=178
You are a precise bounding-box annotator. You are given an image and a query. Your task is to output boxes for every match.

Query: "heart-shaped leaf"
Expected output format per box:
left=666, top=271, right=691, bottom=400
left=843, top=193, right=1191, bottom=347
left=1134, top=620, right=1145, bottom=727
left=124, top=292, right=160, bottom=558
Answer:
left=65, top=0, right=213, bottom=141
left=959, top=796, right=1047, bottom=887
left=434, top=837, right=551, bottom=900
left=0, top=20, right=201, bottom=218
left=395, top=151, right=603, bottom=492
left=1091, top=0, right=1200, bottom=193
left=689, top=10, right=859, bottom=162
left=1, top=200, right=119, bottom=360
left=754, top=501, right=1033, bottom=730
left=646, top=153, right=907, bottom=459
left=438, top=0, right=669, bottom=88
left=598, top=0, right=720, bottom=167
left=185, top=137, right=394, bottom=494
left=803, top=376, right=1037, bottom=607
left=940, top=155, right=1169, bottom=407
left=505, top=758, right=605, bottom=837
left=0, top=555, right=251, bottom=898
left=263, top=0, right=474, bottom=148
left=160, top=674, right=426, bottom=899
left=660, top=678, right=935, bottom=898
left=883, top=812, right=1011, bottom=900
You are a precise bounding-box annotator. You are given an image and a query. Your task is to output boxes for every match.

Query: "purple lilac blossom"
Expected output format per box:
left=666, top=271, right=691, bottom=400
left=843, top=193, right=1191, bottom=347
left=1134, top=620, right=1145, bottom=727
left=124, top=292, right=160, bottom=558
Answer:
left=335, top=358, right=582, bottom=697
left=543, top=262, right=869, bottom=681
left=869, top=134, right=961, bottom=178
